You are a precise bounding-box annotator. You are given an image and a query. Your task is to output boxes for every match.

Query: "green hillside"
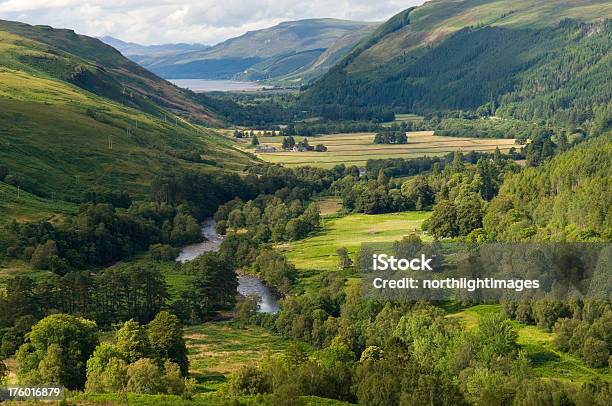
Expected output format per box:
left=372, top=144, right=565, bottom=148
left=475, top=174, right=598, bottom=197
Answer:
left=0, top=20, right=220, bottom=124
left=0, top=20, right=254, bottom=221
left=304, top=0, right=612, bottom=128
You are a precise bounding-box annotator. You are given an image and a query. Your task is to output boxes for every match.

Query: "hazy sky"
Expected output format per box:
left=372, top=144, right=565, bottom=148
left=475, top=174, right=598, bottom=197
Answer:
left=0, top=0, right=426, bottom=45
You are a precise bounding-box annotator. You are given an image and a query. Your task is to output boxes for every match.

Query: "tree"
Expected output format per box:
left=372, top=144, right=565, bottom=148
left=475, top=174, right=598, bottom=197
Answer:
left=126, top=358, right=163, bottom=394
left=0, top=359, right=7, bottom=384
left=188, top=253, right=238, bottom=316
left=30, top=240, right=58, bottom=270
left=455, top=193, right=483, bottom=236
left=147, top=311, right=189, bottom=376
left=336, top=247, right=353, bottom=269
left=16, top=314, right=98, bottom=389
left=116, top=320, right=151, bottom=364
left=251, top=135, right=260, bottom=146
left=401, top=176, right=433, bottom=210
left=149, top=243, right=179, bottom=261
left=85, top=343, right=128, bottom=393
left=581, top=337, right=609, bottom=368
left=38, top=344, right=64, bottom=385
left=236, top=295, right=260, bottom=325
left=229, top=364, right=272, bottom=395
left=475, top=313, right=518, bottom=364
left=254, top=250, right=296, bottom=295
left=170, top=213, right=201, bottom=246
left=425, top=200, right=459, bottom=238
left=282, top=136, right=296, bottom=150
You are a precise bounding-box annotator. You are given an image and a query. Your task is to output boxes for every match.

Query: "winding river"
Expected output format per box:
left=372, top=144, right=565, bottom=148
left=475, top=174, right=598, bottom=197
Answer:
left=176, top=218, right=279, bottom=313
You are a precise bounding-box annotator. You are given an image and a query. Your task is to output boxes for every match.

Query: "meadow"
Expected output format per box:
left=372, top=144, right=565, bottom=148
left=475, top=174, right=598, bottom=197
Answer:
left=184, top=322, right=293, bottom=392
left=249, top=131, right=517, bottom=168
left=449, top=304, right=612, bottom=386
left=279, top=211, right=431, bottom=273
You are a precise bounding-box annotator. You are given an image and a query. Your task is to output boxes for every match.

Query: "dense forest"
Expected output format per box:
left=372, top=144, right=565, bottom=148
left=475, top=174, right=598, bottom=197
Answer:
left=305, top=20, right=612, bottom=131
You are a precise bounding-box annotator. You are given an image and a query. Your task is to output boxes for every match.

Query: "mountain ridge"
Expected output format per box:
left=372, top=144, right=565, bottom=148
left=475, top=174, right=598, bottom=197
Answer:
left=122, top=18, right=379, bottom=84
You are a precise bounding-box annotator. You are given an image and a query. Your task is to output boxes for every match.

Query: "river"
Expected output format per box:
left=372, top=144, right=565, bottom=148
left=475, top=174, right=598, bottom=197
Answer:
left=176, top=218, right=279, bottom=313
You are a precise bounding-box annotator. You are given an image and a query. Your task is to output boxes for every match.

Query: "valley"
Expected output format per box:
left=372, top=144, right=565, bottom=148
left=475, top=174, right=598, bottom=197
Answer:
left=0, top=1, right=610, bottom=405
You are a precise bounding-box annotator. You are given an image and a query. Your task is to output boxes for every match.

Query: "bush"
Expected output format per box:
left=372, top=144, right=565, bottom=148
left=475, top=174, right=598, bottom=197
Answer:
left=126, top=358, right=163, bottom=394
left=581, top=337, right=609, bottom=368
left=150, top=244, right=179, bottom=261
left=229, top=364, right=272, bottom=395
left=30, top=240, right=58, bottom=270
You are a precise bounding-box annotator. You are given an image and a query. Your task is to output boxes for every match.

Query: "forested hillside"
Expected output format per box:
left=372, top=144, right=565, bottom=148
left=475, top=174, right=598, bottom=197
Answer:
left=485, top=133, right=612, bottom=241
left=304, top=0, right=612, bottom=129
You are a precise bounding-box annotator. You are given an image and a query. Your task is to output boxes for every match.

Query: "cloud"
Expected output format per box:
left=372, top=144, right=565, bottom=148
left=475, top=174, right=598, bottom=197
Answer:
left=0, top=0, right=425, bottom=45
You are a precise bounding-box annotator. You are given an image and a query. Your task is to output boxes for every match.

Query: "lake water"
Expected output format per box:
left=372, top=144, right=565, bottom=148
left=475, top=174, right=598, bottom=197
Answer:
left=176, top=218, right=279, bottom=313
left=168, top=79, right=267, bottom=92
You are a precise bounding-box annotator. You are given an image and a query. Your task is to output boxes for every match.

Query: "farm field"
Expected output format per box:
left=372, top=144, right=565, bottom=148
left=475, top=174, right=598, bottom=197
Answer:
left=449, top=304, right=612, bottom=385
left=249, top=131, right=517, bottom=168
left=280, top=211, right=431, bottom=273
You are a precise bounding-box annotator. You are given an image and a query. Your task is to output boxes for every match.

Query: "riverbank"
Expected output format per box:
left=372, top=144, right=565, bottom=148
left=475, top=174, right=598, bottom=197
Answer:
left=176, top=218, right=279, bottom=313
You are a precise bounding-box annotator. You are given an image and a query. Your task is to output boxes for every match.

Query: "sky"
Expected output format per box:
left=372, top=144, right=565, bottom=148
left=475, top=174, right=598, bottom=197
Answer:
left=0, top=0, right=426, bottom=45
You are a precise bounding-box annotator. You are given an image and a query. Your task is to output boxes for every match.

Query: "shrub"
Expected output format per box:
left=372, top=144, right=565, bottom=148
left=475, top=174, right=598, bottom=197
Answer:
left=229, top=364, right=272, bottom=395
left=126, top=358, right=163, bottom=394
left=150, top=243, right=179, bottom=261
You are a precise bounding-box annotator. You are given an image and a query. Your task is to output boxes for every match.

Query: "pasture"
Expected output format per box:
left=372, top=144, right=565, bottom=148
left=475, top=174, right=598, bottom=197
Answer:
left=250, top=131, right=517, bottom=168
left=280, top=211, right=431, bottom=273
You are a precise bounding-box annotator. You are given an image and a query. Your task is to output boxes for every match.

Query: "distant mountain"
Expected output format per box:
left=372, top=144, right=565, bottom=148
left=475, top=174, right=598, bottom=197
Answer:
left=304, top=0, right=612, bottom=127
left=133, top=18, right=378, bottom=84
left=99, top=36, right=210, bottom=66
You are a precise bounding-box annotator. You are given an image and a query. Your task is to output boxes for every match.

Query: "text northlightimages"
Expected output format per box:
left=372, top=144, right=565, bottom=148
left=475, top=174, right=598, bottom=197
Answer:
left=371, top=254, right=540, bottom=292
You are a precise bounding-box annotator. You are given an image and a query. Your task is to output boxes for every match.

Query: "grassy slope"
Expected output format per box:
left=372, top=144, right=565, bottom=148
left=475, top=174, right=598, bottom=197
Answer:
left=0, top=20, right=219, bottom=124
left=0, top=23, right=255, bottom=222
left=273, top=23, right=380, bottom=85
left=449, top=304, right=612, bottom=385
left=146, top=19, right=375, bottom=82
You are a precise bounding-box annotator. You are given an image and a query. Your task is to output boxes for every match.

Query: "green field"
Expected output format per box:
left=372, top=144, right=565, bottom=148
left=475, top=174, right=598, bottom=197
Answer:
left=184, top=322, right=292, bottom=392
left=449, top=304, right=611, bottom=385
left=249, top=131, right=516, bottom=168
left=280, top=211, right=431, bottom=273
